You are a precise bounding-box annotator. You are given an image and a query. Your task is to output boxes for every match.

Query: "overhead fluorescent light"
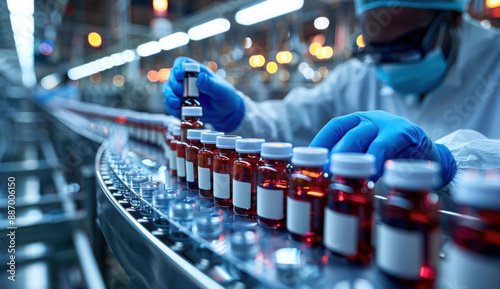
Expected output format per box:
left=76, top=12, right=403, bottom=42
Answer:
left=41, top=73, right=61, bottom=90
left=6, top=0, right=34, bottom=15
left=235, top=0, right=304, bottom=26
left=188, top=18, right=230, bottom=41
left=136, top=41, right=162, bottom=57
left=160, top=32, right=189, bottom=50
left=121, top=50, right=136, bottom=62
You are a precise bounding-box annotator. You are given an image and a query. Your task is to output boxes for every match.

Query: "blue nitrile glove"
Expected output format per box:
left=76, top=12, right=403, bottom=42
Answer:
left=309, top=111, right=456, bottom=187
left=163, top=57, right=245, bottom=132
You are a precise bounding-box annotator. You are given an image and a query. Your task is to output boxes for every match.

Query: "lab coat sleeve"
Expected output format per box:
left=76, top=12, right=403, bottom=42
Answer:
left=231, top=73, right=342, bottom=146
left=436, top=129, right=500, bottom=190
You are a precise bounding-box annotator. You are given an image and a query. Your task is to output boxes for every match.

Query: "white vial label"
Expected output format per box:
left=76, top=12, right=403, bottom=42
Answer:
left=183, top=77, right=199, bottom=97
left=257, top=187, right=284, bottom=220
left=324, top=208, right=359, bottom=256
left=376, top=223, right=423, bottom=280
left=169, top=150, right=177, bottom=170
left=186, top=161, right=195, bottom=182
left=286, top=197, right=311, bottom=235
left=198, top=167, right=211, bottom=190
left=443, top=243, right=500, bottom=289
left=177, top=157, right=186, bottom=177
left=233, top=180, right=251, bottom=209
left=213, top=172, right=230, bottom=199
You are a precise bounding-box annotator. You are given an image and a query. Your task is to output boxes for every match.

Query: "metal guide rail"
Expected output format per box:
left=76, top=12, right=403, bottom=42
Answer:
left=95, top=138, right=455, bottom=289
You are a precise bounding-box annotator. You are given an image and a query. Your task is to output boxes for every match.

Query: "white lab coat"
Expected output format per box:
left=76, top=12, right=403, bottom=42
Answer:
left=233, top=15, right=500, bottom=175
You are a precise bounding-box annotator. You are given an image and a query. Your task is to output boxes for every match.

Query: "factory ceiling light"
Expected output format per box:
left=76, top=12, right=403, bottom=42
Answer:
left=187, top=18, right=231, bottom=41
left=160, top=32, right=189, bottom=50
left=235, top=0, right=304, bottom=26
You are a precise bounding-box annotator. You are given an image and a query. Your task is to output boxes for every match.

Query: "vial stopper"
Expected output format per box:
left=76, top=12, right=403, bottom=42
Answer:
left=383, top=159, right=441, bottom=190
left=330, top=153, right=376, bottom=177
left=201, top=132, right=225, bottom=144
left=182, top=106, right=203, bottom=117
left=236, top=138, right=265, bottom=153
left=216, top=135, right=242, bottom=149
left=261, top=142, right=293, bottom=159
left=187, top=129, right=211, bottom=140
left=183, top=62, right=201, bottom=73
left=291, top=147, right=328, bottom=167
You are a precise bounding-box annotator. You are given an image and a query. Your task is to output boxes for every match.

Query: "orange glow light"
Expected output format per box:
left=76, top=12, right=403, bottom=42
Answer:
left=207, top=61, right=218, bottom=72
left=88, top=32, right=102, bottom=48
left=356, top=35, right=366, bottom=48
left=158, top=68, right=170, bottom=83
left=266, top=61, right=278, bottom=74
left=249, top=55, right=265, bottom=68
left=276, top=51, right=292, bottom=64
left=307, top=191, right=325, bottom=197
left=153, top=0, right=168, bottom=16
left=309, top=43, right=322, bottom=56
left=147, top=70, right=159, bottom=82
left=486, top=0, right=500, bottom=8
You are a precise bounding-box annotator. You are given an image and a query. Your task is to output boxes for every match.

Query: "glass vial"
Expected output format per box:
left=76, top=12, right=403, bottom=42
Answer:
left=153, top=188, right=176, bottom=228
left=198, top=132, right=225, bottom=199
left=377, top=160, right=441, bottom=288
left=257, top=143, right=293, bottom=229
left=140, top=180, right=164, bottom=218
left=213, top=135, right=242, bottom=207
left=324, top=153, right=376, bottom=265
left=169, top=126, right=180, bottom=177
left=130, top=174, right=150, bottom=208
left=233, top=138, right=265, bottom=217
left=182, top=63, right=201, bottom=111
left=164, top=124, right=175, bottom=168
left=178, top=107, right=204, bottom=183
left=444, top=170, right=500, bottom=289
left=186, top=129, right=211, bottom=191
left=287, top=147, right=329, bottom=245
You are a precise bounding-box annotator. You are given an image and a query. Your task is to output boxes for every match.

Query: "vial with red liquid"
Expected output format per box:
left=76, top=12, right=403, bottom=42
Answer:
left=444, top=170, right=500, bottom=289
left=178, top=107, right=204, bottom=183
left=169, top=126, right=180, bottom=177
left=182, top=63, right=201, bottom=111
left=233, top=138, right=265, bottom=217
left=324, top=153, right=376, bottom=265
left=377, top=160, right=441, bottom=288
left=164, top=124, right=175, bottom=168
left=198, top=132, right=225, bottom=199
left=257, top=143, right=293, bottom=229
left=287, top=147, right=329, bottom=245
left=213, top=135, right=242, bottom=207
left=185, top=129, right=211, bottom=191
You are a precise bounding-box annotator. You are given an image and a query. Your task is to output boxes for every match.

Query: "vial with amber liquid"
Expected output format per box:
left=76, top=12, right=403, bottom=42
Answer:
left=257, top=143, right=293, bottom=229
left=213, top=135, right=242, bottom=207
left=324, top=153, right=376, bottom=265
left=169, top=126, right=180, bottom=177
left=377, top=160, right=441, bottom=288
left=287, top=147, right=329, bottom=245
left=178, top=107, right=204, bottom=183
left=185, top=129, right=210, bottom=191
left=198, top=132, right=224, bottom=199
left=443, top=170, right=500, bottom=289
left=233, top=138, right=265, bottom=217
left=182, top=63, right=201, bottom=112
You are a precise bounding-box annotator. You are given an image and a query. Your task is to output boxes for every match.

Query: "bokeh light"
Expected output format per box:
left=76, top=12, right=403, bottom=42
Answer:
left=88, top=32, right=102, bottom=47
left=249, top=55, right=265, bottom=68
left=158, top=68, right=171, bottom=83
left=113, top=75, right=125, bottom=87
left=356, top=35, right=366, bottom=48
left=39, top=40, right=54, bottom=55
left=90, top=73, right=102, bottom=83
left=147, top=70, right=159, bottom=82
left=266, top=61, right=278, bottom=74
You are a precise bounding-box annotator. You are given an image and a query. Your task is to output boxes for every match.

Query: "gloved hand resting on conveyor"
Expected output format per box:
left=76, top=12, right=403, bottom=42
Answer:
left=163, top=57, right=245, bottom=132
left=310, top=110, right=457, bottom=188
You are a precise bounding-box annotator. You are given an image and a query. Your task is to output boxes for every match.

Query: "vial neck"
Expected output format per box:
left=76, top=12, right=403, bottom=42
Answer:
left=238, top=152, right=261, bottom=160
left=187, top=139, right=202, bottom=147
left=183, top=116, right=199, bottom=122
left=203, top=143, right=217, bottom=150
left=218, top=148, right=237, bottom=155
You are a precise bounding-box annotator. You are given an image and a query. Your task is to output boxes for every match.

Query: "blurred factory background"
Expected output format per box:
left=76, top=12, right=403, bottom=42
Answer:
left=0, top=0, right=499, bottom=289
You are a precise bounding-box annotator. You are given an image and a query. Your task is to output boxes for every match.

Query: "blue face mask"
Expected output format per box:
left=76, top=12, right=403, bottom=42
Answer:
left=375, top=48, right=449, bottom=95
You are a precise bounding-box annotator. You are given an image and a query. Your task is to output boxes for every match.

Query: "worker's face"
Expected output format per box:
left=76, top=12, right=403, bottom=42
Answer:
left=358, top=7, right=437, bottom=45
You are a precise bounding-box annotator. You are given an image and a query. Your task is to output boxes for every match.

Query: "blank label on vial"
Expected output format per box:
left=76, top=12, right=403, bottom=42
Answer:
left=376, top=223, right=423, bottom=280
left=198, top=167, right=211, bottom=190
left=257, top=187, right=283, bottom=220
left=183, top=77, right=199, bottom=97
left=169, top=150, right=177, bottom=170
left=177, top=157, right=186, bottom=177
left=186, top=161, right=195, bottom=182
left=165, top=145, right=171, bottom=160
left=213, top=172, right=230, bottom=199
left=233, top=180, right=251, bottom=209
left=324, top=208, right=359, bottom=256
left=286, top=197, right=311, bottom=235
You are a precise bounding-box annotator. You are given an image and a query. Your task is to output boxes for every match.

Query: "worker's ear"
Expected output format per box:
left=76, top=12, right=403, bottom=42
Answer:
left=450, top=11, right=462, bottom=27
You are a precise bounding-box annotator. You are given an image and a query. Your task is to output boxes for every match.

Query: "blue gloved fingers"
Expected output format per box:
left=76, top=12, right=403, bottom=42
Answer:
left=331, top=121, right=379, bottom=153
left=366, top=132, right=411, bottom=180
left=166, top=70, right=183, bottom=97
left=309, top=114, right=361, bottom=150
left=163, top=83, right=181, bottom=118
left=197, top=72, right=237, bottom=101
left=434, top=143, right=457, bottom=187
left=172, top=56, right=216, bottom=81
